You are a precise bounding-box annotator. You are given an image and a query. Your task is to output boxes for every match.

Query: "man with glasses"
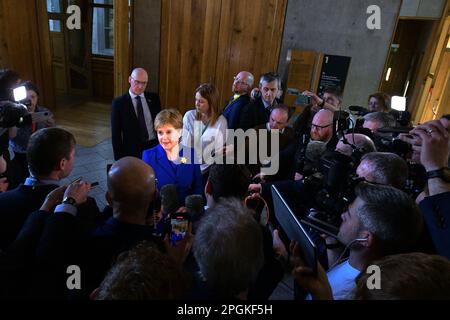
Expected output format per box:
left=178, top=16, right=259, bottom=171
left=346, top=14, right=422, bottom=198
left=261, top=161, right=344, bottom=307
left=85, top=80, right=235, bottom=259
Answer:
left=111, top=68, right=161, bottom=160
left=223, top=71, right=254, bottom=130
left=310, top=109, right=334, bottom=143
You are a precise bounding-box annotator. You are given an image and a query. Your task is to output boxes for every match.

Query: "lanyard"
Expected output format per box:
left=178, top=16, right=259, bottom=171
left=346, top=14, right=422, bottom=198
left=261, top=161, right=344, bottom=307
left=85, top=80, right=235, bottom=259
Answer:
left=225, top=94, right=241, bottom=110
left=201, top=121, right=210, bottom=136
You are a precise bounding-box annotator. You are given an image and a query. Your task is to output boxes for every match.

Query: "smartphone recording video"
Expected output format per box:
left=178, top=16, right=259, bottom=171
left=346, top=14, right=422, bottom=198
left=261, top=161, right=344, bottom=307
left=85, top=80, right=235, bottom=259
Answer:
left=296, top=94, right=312, bottom=106
left=170, top=215, right=188, bottom=244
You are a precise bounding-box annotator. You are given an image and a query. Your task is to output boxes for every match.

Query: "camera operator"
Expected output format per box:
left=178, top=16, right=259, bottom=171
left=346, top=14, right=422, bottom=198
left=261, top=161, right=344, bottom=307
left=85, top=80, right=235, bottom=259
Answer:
left=0, top=69, right=23, bottom=191
left=293, top=86, right=342, bottom=139
left=8, top=82, right=55, bottom=188
left=293, top=182, right=423, bottom=300
left=293, top=109, right=334, bottom=181
left=335, top=133, right=376, bottom=158
left=356, top=152, right=408, bottom=189
left=400, top=119, right=450, bottom=259
left=302, top=87, right=342, bottom=113
left=362, top=111, right=397, bottom=134
left=248, top=133, right=376, bottom=212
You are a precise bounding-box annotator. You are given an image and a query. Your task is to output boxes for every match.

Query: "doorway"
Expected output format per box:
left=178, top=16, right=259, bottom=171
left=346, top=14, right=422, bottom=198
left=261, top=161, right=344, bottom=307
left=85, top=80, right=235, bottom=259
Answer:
left=46, top=0, right=114, bottom=101
left=380, top=19, right=435, bottom=108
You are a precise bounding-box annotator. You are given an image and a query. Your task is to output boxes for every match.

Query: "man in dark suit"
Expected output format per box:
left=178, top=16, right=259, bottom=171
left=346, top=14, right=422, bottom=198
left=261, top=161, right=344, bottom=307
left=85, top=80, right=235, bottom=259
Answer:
left=0, top=127, right=76, bottom=251
left=223, top=71, right=254, bottom=130
left=250, top=106, right=296, bottom=182
left=111, top=68, right=161, bottom=160
left=30, top=157, right=165, bottom=299
left=239, top=72, right=281, bottom=131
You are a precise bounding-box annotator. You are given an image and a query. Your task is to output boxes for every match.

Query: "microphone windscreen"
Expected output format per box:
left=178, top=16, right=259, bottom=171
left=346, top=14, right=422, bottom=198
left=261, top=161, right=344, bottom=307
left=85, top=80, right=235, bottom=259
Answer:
left=185, top=194, right=205, bottom=220
left=305, top=141, right=327, bottom=163
left=160, top=184, right=179, bottom=215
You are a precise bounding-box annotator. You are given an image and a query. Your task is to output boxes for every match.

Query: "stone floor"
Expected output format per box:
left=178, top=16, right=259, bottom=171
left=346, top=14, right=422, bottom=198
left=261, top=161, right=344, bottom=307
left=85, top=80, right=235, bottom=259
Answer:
left=60, top=138, right=115, bottom=211
left=60, top=138, right=295, bottom=300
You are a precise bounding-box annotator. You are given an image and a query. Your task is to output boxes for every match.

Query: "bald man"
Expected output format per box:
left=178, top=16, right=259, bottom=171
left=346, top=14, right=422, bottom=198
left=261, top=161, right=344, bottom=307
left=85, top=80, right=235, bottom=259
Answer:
left=310, top=109, right=334, bottom=142
left=251, top=106, right=296, bottom=181
left=23, top=157, right=162, bottom=300
left=111, top=68, right=161, bottom=160
left=106, top=157, right=156, bottom=223
left=83, top=157, right=164, bottom=298
left=335, top=133, right=376, bottom=158
left=223, top=71, right=255, bottom=130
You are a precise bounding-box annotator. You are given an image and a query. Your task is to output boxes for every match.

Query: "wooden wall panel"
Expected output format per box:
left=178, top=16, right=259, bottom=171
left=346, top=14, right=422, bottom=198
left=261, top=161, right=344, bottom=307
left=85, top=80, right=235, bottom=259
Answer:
left=215, top=0, right=287, bottom=106
left=160, top=0, right=288, bottom=112
left=114, top=1, right=132, bottom=97
left=92, top=57, right=114, bottom=100
left=160, top=0, right=221, bottom=112
left=0, top=0, right=54, bottom=108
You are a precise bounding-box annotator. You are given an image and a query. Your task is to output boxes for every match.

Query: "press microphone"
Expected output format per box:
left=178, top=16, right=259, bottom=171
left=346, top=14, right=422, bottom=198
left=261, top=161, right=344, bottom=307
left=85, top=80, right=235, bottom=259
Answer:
left=305, top=140, right=327, bottom=163
left=185, top=194, right=205, bottom=221
left=160, top=184, right=179, bottom=216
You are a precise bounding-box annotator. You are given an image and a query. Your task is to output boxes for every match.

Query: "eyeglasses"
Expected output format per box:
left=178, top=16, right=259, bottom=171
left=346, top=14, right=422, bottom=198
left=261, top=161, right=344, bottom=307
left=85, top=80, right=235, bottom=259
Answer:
left=311, top=123, right=333, bottom=130
left=131, top=77, right=148, bottom=86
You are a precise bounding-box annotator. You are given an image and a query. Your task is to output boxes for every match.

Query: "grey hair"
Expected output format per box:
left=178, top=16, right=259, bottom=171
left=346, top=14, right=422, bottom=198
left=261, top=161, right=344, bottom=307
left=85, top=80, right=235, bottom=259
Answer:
left=363, top=112, right=397, bottom=129
left=193, top=198, right=264, bottom=298
left=355, top=182, right=423, bottom=256
left=360, top=152, right=408, bottom=189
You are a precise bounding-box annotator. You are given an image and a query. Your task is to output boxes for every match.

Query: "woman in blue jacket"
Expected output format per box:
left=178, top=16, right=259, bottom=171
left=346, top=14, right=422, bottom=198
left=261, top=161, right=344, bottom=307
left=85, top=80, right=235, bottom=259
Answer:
left=142, top=109, right=202, bottom=205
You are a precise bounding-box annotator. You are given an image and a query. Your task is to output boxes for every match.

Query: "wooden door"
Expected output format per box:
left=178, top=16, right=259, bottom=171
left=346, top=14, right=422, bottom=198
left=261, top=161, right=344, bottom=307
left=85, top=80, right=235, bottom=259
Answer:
left=417, top=16, right=450, bottom=123
left=49, top=23, right=68, bottom=95
left=160, top=0, right=287, bottom=113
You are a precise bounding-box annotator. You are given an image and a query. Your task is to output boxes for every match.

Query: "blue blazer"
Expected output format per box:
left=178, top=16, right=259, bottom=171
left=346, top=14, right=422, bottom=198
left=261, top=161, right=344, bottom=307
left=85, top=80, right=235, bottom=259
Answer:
left=223, top=94, right=250, bottom=130
left=142, top=144, right=203, bottom=205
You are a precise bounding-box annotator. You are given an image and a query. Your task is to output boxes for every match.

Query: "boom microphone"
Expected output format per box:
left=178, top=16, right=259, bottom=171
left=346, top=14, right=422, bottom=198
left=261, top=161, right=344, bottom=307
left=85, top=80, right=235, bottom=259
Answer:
left=185, top=194, right=205, bottom=221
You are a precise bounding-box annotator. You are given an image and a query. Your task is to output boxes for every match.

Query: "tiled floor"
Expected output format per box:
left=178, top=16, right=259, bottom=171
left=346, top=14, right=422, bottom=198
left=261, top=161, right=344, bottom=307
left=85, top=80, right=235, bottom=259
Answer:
left=60, top=138, right=295, bottom=300
left=60, top=138, right=115, bottom=211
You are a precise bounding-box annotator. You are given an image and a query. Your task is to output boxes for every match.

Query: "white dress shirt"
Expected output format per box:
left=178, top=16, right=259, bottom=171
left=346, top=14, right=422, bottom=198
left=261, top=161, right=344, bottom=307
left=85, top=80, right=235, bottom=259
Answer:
left=129, top=90, right=156, bottom=140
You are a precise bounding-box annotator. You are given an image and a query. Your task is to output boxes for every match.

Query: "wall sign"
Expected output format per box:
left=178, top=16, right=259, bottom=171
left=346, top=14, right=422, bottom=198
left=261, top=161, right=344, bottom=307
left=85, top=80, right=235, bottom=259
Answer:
left=317, top=54, right=351, bottom=97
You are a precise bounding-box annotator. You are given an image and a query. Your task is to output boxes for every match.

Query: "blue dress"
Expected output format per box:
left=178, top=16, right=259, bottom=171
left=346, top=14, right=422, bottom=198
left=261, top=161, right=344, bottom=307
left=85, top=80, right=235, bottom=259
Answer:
left=142, top=144, right=203, bottom=205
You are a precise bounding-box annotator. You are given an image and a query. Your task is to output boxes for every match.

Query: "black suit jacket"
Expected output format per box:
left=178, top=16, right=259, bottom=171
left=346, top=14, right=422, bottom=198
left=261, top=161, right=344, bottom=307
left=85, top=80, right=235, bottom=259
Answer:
left=419, top=192, right=450, bottom=260
left=111, top=91, right=161, bottom=160
left=250, top=124, right=297, bottom=181
left=0, top=184, right=58, bottom=251
left=222, top=94, right=251, bottom=130
left=239, top=98, right=272, bottom=131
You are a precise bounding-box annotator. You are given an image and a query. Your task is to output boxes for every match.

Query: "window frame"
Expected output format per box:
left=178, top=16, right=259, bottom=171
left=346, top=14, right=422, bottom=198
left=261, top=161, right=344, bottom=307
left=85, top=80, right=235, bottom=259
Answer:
left=90, top=0, right=114, bottom=58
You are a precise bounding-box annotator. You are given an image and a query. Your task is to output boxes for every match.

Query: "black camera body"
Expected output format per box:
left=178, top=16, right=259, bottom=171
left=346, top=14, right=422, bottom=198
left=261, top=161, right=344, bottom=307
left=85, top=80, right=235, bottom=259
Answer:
left=0, top=101, right=31, bottom=129
left=300, top=150, right=363, bottom=236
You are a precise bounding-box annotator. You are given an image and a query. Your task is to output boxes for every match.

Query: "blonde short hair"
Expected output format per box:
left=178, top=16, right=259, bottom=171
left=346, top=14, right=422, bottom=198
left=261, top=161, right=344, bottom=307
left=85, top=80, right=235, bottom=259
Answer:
left=154, top=109, right=183, bottom=130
